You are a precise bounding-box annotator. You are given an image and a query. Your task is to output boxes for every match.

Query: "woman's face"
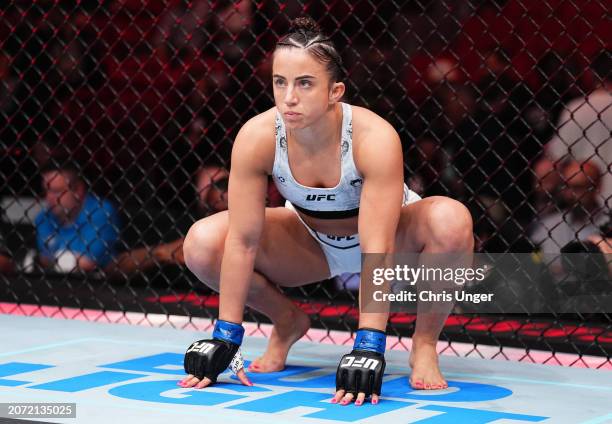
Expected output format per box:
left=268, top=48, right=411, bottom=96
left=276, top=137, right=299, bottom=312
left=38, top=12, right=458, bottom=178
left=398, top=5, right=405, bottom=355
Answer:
left=272, top=48, right=335, bottom=129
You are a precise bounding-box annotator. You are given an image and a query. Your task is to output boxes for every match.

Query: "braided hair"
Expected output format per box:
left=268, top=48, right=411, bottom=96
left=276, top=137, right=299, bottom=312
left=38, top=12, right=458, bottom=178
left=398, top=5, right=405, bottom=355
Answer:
left=275, top=17, right=343, bottom=82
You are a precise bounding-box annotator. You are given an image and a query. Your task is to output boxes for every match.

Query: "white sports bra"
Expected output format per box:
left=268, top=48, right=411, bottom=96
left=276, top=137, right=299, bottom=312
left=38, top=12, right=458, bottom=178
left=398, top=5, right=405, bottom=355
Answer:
left=271, top=102, right=411, bottom=219
left=272, top=103, right=364, bottom=219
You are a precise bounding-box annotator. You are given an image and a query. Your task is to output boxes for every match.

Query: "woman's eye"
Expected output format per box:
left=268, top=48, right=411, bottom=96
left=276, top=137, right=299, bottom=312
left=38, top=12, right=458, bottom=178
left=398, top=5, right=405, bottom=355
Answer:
left=274, top=79, right=286, bottom=86
left=300, top=80, right=312, bottom=87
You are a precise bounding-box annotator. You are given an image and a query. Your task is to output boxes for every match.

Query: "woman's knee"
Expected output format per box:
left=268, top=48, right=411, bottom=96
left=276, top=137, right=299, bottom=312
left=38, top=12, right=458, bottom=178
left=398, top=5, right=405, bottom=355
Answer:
left=425, top=197, right=474, bottom=251
left=183, top=215, right=226, bottom=284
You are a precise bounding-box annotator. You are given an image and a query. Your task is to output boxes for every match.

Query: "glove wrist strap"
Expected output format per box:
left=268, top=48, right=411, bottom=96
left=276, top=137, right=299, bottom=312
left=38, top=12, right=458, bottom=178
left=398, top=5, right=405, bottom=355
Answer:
left=213, top=320, right=245, bottom=345
left=354, top=328, right=386, bottom=354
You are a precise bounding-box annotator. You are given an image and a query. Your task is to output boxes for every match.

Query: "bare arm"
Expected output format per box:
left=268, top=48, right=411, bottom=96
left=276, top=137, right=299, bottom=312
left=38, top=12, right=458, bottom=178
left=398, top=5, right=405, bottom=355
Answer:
left=77, top=256, right=97, bottom=272
left=218, top=119, right=271, bottom=324
left=0, top=254, right=14, bottom=274
left=105, top=239, right=185, bottom=276
left=38, top=253, right=97, bottom=273
left=356, top=122, right=405, bottom=331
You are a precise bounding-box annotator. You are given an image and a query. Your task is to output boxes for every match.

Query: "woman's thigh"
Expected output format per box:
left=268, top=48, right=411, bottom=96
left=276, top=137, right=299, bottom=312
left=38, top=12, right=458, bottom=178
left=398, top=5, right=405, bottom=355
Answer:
left=395, top=196, right=473, bottom=253
left=256, top=207, right=334, bottom=285
left=193, top=207, right=332, bottom=287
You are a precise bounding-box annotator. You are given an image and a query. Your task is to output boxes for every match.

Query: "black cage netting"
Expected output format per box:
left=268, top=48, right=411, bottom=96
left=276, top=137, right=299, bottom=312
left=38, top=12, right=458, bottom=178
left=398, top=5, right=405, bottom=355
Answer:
left=0, top=0, right=610, bottom=366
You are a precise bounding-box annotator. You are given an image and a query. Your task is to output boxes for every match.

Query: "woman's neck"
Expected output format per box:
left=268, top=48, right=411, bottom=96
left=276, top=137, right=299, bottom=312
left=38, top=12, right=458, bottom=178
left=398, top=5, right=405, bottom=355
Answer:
left=288, top=103, right=342, bottom=152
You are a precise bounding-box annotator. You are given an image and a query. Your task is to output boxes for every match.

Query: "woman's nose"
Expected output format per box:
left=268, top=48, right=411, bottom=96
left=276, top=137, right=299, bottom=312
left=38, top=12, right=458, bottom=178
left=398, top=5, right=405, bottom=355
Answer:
left=284, top=85, right=298, bottom=105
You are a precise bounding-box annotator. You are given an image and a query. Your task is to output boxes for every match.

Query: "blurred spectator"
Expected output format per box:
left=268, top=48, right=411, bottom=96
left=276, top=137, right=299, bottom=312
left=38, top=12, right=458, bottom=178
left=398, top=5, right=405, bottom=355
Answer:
left=156, top=113, right=231, bottom=208
left=407, top=132, right=458, bottom=198
left=108, top=166, right=229, bottom=275
left=587, top=232, right=612, bottom=280
left=195, top=166, right=230, bottom=215
left=35, top=163, right=120, bottom=273
left=472, top=195, right=534, bottom=253
left=414, top=58, right=474, bottom=139
left=542, top=50, right=612, bottom=208
left=474, top=47, right=533, bottom=121
left=0, top=230, right=14, bottom=274
left=529, top=159, right=607, bottom=253
left=151, top=1, right=256, bottom=208
left=531, top=156, right=562, bottom=218
left=452, top=72, right=534, bottom=222
left=588, top=210, right=612, bottom=256
left=0, top=51, right=17, bottom=117
left=5, top=5, right=65, bottom=145
left=205, top=1, right=262, bottom=125
left=522, top=51, right=581, bottom=145
left=588, top=235, right=612, bottom=255
left=347, top=46, right=399, bottom=118
left=560, top=213, right=612, bottom=286
left=54, top=8, right=104, bottom=92
left=481, top=48, right=516, bottom=82
left=1, top=139, right=63, bottom=198
left=212, top=0, right=253, bottom=63
left=153, top=0, right=210, bottom=61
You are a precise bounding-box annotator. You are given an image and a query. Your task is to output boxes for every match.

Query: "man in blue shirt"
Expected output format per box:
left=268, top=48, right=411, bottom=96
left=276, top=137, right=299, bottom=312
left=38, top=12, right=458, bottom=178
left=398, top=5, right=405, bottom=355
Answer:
left=35, top=164, right=120, bottom=272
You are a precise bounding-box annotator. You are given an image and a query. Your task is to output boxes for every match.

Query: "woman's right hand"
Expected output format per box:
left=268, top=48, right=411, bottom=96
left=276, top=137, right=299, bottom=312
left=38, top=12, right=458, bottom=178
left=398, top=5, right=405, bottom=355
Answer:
left=180, top=338, right=252, bottom=388
left=179, top=319, right=252, bottom=389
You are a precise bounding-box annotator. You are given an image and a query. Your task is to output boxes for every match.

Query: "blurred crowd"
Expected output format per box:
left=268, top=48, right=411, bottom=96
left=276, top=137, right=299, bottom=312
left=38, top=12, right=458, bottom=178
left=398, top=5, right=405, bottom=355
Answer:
left=0, top=0, right=610, bottom=278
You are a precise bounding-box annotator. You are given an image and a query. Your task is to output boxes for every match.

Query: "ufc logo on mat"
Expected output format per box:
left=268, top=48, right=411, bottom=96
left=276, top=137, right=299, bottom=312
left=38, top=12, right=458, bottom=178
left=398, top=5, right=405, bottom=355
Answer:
left=187, top=342, right=214, bottom=354
left=340, top=356, right=380, bottom=370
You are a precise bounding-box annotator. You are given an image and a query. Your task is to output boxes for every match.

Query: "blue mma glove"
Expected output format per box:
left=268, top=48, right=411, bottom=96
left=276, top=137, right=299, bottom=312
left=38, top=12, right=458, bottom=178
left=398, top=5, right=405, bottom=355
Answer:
left=184, top=319, right=245, bottom=383
left=335, top=328, right=386, bottom=397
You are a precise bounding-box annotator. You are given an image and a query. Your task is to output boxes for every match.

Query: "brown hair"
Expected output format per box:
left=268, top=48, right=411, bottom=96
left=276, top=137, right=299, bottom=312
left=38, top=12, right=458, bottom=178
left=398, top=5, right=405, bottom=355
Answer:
left=275, top=17, right=343, bottom=82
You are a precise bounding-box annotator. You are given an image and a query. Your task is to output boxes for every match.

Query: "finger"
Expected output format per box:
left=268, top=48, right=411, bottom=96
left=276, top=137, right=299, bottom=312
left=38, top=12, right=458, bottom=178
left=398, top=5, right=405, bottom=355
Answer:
left=371, top=393, right=379, bottom=405
left=179, top=374, right=194, bottom=385
left=340, top=392, right=354, bottom=405
left=179, top=375, right=196, bottom=386
left=332, top=389, right=345, bottom=404
left=195, top=377, right=213, bottom=389
left=354, top=392, right=366, bottom=406
left=182, top=376, right=201, bottom=388
left=236, top=368, right=253, bottom=386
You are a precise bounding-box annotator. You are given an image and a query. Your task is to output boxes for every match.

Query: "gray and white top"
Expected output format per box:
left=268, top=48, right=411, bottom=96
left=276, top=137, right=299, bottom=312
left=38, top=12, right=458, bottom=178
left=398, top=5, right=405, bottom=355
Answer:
left=272, top=102, right=411, bottom=219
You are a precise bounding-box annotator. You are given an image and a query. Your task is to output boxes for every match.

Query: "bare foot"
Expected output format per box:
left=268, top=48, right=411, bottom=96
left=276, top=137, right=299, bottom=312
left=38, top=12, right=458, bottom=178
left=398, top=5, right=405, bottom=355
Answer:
left=248, top=306, right=310, bottom=373
left=408, top=339, right=448, bottom=390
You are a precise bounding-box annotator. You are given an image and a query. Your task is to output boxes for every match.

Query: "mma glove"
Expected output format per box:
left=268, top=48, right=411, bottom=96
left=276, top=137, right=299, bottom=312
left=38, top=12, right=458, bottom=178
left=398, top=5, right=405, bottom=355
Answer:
left=335, top=328, right=386, bottom=397
left=184, top=319, right=245, bottom=384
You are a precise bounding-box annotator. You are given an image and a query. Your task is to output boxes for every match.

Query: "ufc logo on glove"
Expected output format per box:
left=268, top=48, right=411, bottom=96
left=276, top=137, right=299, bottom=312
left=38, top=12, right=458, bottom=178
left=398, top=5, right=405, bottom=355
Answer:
left=186, top=341, right=214, bottom=355
left=340, top=355, right=380, bottom=370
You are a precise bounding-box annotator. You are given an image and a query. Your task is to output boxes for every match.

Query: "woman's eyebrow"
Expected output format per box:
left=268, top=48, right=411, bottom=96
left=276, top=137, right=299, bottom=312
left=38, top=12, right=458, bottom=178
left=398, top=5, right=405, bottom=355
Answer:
left=272, top=74, right=316, bottom=80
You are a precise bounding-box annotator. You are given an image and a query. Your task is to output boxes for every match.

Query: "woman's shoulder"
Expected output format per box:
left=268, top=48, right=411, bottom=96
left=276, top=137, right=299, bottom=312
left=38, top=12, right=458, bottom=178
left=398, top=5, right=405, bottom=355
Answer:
left=348, top=104, right=400, bottom=157
left=232, top=107, right=277, bottom=173
left=349, top=104, right=397, bottom=138
left=348, top=104, right=402, bottom=171
left=239, top=107, right=277, bottom=138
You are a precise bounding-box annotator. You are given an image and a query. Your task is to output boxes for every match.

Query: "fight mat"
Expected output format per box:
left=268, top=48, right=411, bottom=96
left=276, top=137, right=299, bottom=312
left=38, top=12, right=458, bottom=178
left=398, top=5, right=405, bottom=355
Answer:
left=0, top=314, right=611, bottom=424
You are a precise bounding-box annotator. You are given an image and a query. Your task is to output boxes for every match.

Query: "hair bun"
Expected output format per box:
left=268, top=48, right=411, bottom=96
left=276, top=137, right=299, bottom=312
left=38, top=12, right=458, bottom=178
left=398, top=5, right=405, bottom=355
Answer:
left=290, top=17, right=321, bottom=34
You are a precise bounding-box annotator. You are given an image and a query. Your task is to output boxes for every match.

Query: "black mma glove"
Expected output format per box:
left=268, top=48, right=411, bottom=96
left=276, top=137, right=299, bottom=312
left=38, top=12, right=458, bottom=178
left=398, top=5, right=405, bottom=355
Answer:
left=184, top=319, right=245, bottom=384
left=336, top=328, right=386, bottom=397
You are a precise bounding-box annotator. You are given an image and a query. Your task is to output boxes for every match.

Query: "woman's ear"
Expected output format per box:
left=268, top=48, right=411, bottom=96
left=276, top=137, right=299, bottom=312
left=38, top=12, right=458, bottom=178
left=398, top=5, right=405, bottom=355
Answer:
left=329, top=82, right=345, bottom=104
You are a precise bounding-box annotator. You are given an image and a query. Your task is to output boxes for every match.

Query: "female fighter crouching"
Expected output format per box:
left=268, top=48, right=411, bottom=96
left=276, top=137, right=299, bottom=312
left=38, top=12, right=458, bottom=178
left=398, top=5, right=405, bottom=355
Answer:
left=180, top=17, right=473, bottom=405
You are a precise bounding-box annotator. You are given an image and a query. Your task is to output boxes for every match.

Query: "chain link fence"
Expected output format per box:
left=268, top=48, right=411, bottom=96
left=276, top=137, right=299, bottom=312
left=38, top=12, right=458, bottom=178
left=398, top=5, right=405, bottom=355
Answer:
left=1, top=1, right=610, bottom=366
